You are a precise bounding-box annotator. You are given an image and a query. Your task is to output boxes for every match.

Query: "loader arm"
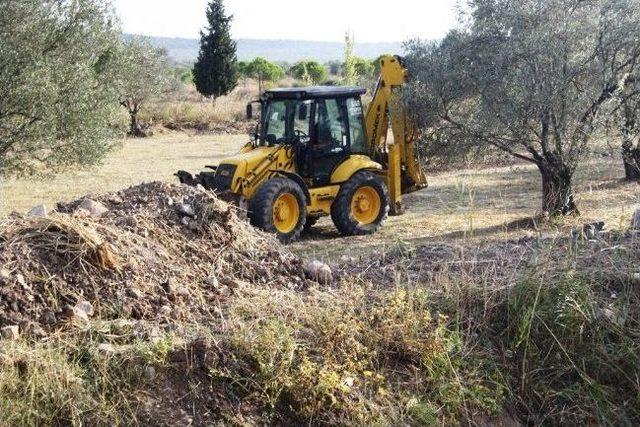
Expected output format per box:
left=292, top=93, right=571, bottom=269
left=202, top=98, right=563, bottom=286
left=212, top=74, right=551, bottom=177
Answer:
left=365, top=55, right=427, bottom=215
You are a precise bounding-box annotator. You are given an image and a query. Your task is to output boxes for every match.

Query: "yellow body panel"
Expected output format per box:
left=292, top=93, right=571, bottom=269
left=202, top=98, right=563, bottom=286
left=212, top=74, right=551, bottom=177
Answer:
left=307, top=185, right=340, bottom=216
left=221, top=146, right=296, bottom=199
left=330, top=155, right=382, bottom=183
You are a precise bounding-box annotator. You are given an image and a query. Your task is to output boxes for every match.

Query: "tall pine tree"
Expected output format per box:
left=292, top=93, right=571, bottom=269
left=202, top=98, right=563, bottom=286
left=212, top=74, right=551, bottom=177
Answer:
left=193, top=0, right=238, bottom=99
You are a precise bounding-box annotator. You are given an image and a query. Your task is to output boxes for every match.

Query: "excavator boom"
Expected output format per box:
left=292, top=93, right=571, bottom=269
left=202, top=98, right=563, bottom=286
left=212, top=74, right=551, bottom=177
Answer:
left=365, top=55, right=428, bottom=215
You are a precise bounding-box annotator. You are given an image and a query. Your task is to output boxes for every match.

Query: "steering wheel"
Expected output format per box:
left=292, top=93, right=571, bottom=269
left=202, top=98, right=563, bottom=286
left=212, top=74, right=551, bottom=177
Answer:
left=294, top=129, right=309, bottom=140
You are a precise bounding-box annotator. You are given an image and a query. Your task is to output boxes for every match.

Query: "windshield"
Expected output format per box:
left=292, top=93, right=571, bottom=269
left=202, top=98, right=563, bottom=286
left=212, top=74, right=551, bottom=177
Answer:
left=261, top=100, right=311, bottom=146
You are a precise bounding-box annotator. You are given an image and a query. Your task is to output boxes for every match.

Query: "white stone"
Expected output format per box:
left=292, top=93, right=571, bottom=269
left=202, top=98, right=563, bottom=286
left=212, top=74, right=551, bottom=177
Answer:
left=205, top=275, right=219, bottom=289
left=77, top=198, right=109, bottom=217
left=303, top=260, right=333, bottom=284
left=75, top=300, right=94, bottom=317
left=15, top=274, right=26, bottom=287
left=0, top=325, right=19, bottom=340
left=176, top=203, right=195, bottom=217
left=26, top=204, right=47, bottom=218
left=143, top=365, right=156, bottom=381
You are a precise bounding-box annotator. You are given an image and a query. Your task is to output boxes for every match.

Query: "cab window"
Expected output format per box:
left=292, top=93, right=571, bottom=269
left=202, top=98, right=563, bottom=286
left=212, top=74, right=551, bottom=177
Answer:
left=347, top=98, right=368, bottom=153
left=263, top=101, right=287, bottom=144
left=262, top=100, right=311, bottom=145
left=314, top=98, right=348, bottom=154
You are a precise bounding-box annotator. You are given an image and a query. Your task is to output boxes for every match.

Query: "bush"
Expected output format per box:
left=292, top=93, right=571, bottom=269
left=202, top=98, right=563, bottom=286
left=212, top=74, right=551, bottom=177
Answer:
left=215, top=284, right=505, bottom=424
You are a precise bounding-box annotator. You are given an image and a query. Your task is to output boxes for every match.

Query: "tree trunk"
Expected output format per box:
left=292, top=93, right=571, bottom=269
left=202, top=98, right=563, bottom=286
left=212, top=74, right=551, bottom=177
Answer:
left=622, top=141, right=640, bottom=181
left=128, top=105, right=145, bottom=137
left=622, top=103, right=640, bottom=181
left=538, top=161, right=578, bottom=216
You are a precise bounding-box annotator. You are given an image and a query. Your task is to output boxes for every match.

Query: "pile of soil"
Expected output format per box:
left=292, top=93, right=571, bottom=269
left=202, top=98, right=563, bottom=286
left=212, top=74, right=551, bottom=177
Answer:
left=0, top=182, right=311, bottom=333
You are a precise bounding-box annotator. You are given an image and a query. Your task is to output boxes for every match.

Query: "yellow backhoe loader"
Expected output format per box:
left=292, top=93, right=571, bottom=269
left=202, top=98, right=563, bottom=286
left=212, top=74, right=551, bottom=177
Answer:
left=177, top=55, right=427, bottom=243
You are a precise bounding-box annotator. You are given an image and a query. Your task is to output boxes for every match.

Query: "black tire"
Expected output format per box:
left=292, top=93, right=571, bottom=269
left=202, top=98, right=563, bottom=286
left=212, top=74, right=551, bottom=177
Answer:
left=249, top=177, right=307, bottom=244
left=303, top=216, right=320, bottom=233
left=331, top=171, right=390, bottom=236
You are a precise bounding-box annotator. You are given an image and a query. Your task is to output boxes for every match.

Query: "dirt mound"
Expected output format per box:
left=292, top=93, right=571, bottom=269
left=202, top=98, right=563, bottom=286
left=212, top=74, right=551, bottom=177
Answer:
left=0, top=182, right=310, bottom=333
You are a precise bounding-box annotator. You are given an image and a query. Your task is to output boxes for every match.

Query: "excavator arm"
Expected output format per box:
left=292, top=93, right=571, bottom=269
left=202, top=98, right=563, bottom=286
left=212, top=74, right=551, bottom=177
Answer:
left=365, top=55, right=428, bottom=215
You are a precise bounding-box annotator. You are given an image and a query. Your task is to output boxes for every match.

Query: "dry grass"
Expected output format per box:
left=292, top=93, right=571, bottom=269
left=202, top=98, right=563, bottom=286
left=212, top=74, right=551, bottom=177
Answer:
left=298, top=157, right=640, bottom=259
left=0, top=133, right=247, bottom=215
left=139, top=78, right=299, bottom=132
left=140, top=84, right=257, bottom=130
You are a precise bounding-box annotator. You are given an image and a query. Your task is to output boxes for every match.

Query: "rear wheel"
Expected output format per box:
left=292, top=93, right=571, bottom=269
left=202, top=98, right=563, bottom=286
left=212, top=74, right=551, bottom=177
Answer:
left=331, top=171, right=389, bottom=236
left=249, top=178, right=307, bottom=243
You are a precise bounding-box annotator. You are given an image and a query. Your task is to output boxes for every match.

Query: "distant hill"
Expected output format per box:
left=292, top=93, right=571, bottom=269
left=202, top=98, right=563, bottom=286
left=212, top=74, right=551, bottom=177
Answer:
left=125, top=34, right=404, bottom=64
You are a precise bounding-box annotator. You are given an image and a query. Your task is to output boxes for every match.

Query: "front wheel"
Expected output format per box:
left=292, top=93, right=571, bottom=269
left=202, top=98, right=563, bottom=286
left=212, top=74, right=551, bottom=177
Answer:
left=331, top=171, right=389, bottom=236
left=249, top=178, right=307, bottom=244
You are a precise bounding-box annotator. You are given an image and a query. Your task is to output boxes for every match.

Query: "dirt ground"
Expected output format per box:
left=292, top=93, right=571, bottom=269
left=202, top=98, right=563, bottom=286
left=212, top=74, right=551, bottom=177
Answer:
left=2, top=131, right=638, bottom=260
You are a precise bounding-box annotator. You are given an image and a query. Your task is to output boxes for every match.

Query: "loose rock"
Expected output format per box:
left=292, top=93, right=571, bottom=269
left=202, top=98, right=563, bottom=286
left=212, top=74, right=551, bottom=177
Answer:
left=176, top=203, right=195, bottom=218
left=303, top=260, right=333, bottom=284
left=205, top=275, right=219, bottom=289
left=1, top=325, right=20, bottom=340
left=77, top=198, right=109, bottom=217
left=143, top=365, right=157, bottom=381
left=26, top=204, right=47, bottom=218
left=0, top=268, right=10, bottom=281
left=75, top=300, right=95, bottom=317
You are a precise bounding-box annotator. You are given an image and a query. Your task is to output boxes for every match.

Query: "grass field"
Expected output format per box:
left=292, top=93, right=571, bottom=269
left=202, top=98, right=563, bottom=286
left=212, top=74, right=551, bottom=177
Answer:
left=2, top=131, right=638, bottom=257
left=0, top=133, right=247, bottom=215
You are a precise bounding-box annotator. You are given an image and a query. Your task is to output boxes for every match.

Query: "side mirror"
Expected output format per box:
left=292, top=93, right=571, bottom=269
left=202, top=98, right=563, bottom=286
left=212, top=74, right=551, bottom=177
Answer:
left=298, top=103, right=308, bottom=121
left=246, top=103, right=253, bottom=120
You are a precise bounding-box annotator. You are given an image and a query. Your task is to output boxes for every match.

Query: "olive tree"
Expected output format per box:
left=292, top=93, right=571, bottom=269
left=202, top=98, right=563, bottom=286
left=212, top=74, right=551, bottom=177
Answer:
left=0, top=0, right=124, bottom=177
left=118, top=39, right=178, bottom=137
left=290, top=61, right=328, bottom=85
left=405, top=0, right=640, bottom=215
left=246, top=58, right=284, bottom=93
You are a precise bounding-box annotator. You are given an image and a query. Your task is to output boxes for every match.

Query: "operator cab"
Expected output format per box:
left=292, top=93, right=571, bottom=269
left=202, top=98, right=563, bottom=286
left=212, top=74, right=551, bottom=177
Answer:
left=247, top=86, right=369, bottom=187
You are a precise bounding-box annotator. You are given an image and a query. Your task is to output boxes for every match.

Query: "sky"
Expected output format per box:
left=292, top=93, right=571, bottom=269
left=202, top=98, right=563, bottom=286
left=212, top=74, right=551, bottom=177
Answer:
left=113, top=0, right=459, bottom=42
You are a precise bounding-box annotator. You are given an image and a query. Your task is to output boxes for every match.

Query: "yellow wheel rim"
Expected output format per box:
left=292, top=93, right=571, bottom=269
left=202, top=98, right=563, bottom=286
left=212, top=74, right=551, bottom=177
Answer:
left=350, top=186, right=381, bottom=225
left=273, top=193, right=299, bottom=234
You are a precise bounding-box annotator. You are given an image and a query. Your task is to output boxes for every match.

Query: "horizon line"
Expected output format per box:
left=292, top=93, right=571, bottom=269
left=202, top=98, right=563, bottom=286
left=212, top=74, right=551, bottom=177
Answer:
left=124, top=32, right=407, bottom=44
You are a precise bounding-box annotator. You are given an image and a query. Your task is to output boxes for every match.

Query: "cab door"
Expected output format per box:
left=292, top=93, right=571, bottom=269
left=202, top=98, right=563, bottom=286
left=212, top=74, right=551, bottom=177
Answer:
left=307, top=98, right=350, bottom=187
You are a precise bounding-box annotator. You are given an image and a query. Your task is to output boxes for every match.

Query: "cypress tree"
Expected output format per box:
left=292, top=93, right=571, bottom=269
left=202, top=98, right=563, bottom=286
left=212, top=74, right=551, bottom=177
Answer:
left=193, top=0, right=238, bottom=99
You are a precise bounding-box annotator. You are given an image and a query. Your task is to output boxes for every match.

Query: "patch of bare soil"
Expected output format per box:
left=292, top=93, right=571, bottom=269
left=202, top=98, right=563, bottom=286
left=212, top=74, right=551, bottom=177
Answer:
left=0, top=182, right=314, bottom=334
left=338, top=232, right=640, bottom=289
